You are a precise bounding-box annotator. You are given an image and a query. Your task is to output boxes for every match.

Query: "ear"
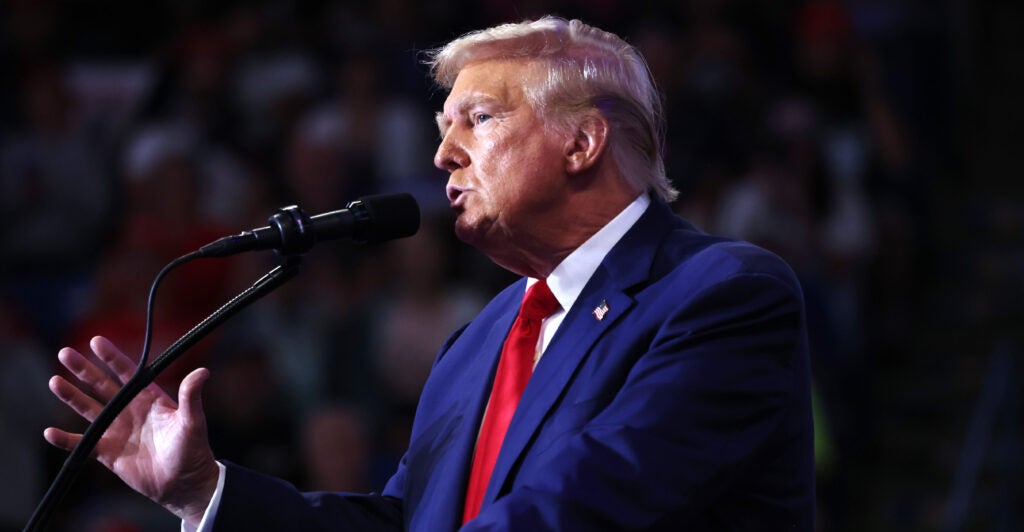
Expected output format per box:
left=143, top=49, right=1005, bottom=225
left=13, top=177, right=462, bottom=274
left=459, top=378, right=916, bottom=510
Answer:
left=564, top=111, right=609, bottom=175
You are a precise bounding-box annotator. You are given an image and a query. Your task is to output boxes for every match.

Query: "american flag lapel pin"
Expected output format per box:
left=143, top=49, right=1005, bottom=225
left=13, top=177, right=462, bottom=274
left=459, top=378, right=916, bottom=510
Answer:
left=592, top=299, right=610, bottom=321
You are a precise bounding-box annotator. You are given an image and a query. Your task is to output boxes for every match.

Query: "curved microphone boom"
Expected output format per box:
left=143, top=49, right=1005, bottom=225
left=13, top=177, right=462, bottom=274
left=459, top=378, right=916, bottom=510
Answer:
left=198, top=193, right=420, bottom=257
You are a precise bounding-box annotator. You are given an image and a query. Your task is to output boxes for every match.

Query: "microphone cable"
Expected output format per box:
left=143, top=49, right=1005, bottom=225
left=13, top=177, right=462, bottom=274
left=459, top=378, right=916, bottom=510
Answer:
left=25, top=250, right=203, bottom=532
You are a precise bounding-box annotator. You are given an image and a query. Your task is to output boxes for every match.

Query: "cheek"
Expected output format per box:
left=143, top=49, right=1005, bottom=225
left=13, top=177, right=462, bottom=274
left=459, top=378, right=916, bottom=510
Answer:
left=474, top=138, right=514, bottom=190
left=474, top=128, right=556, bottom=206
left=477, top=137, right=505, bottom=172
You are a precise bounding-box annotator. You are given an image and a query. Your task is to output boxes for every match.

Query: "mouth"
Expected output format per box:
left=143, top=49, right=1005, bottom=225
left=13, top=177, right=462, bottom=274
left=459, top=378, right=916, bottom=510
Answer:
left=446, top=184, right=468, bottom=208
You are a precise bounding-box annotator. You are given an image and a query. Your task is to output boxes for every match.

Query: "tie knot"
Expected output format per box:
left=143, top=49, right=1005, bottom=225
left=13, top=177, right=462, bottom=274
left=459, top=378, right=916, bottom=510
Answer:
left=520, top=279, right=560, bottom=322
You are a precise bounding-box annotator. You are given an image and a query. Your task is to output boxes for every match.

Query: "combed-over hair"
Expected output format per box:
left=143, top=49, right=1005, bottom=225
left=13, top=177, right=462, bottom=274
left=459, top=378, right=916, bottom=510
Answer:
left=425, top=16, right=678, bottom=202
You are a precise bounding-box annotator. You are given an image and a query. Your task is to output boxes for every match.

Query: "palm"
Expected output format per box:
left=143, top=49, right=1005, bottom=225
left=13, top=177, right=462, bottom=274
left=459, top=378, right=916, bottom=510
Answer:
left=96, top=385, right=188, bottom=498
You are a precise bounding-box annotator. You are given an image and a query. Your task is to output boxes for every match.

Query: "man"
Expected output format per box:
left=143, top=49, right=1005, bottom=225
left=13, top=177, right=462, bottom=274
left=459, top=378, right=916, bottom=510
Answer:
left=45, top=16, right=815, bottom=530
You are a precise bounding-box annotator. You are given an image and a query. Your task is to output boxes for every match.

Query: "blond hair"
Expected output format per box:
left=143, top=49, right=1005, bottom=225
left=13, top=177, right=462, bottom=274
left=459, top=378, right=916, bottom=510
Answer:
left=426, top=16, right=677, bottom=202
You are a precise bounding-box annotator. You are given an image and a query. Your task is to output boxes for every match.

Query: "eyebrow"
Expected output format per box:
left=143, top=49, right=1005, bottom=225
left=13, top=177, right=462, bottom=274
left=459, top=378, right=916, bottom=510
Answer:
left=436, top=93, right=503, bottom=136
left=435, top=112, right=448, bottom=137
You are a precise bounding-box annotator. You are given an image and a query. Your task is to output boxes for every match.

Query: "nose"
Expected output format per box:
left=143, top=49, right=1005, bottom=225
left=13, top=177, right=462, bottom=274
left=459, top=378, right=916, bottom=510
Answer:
left=434, top=131, right=467, bottom=172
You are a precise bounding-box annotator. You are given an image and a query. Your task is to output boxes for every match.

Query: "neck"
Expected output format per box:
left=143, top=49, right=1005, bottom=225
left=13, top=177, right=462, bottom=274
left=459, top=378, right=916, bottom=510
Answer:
left=490, top=172, right=640, bottom=278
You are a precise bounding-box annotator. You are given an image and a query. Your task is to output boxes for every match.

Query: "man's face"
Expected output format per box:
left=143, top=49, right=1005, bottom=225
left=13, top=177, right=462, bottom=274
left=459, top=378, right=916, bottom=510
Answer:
left=434, top=59, right=569, bottom=261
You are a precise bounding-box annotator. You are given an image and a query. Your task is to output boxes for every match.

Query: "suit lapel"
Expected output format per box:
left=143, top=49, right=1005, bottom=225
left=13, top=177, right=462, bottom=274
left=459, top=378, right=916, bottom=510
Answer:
left=482, top=200, right=680, bottom=505
left=461, top=286, right=524, bottom=441
left=429, top=281, right=523, bottom=526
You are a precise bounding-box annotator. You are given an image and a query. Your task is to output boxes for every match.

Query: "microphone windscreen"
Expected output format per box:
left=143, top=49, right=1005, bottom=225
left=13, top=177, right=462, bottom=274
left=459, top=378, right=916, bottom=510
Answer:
left=357, top=193, right=421, bottom=243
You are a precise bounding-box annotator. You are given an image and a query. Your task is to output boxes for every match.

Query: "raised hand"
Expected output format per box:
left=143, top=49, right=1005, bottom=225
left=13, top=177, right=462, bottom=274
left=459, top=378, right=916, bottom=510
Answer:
left=44, top=336, right=220, bottom=526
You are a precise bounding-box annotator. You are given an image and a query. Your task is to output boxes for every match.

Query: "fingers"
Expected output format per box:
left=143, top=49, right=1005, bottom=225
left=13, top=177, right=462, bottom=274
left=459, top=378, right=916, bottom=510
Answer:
left=178, top=367, right=211, bottom=428
left=43, top=426, right=83, bottom=451
left=91, top=336, right=140, bottom=384
left=57, top=347, right=122, bottom=403
left=49, top=374, right=105, bottom=423
left=55, top=336, right=137, bottom=406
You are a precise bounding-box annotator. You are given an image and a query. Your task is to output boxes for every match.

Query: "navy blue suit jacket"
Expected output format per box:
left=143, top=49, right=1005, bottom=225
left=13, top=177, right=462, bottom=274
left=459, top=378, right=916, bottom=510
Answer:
left=214, top=200, right=815, bottom=530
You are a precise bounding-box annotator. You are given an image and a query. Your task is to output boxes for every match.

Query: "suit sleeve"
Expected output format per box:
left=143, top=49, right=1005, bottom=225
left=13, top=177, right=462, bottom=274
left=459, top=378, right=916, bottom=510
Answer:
left=208, top=324, right=475, bottom=531
left=465, top=271, right=813, bottom=530
left=210, top=461, right=402, bottom=531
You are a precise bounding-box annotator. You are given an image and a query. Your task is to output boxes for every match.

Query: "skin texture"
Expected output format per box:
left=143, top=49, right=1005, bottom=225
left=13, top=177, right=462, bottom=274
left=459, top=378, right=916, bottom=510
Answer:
left=435, top=59, right=634, bottom=278
left=44, top=336, right=219, bottom=527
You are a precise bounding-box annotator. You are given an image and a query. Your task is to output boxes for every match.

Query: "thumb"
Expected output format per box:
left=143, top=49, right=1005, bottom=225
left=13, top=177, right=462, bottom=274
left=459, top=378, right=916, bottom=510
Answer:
left=178, top=367, right=211, bottom=427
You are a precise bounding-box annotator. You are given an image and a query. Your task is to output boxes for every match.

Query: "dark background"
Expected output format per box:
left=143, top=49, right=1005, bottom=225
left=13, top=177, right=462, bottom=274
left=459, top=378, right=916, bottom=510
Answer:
left=1, top=0, right=1021, bottom=530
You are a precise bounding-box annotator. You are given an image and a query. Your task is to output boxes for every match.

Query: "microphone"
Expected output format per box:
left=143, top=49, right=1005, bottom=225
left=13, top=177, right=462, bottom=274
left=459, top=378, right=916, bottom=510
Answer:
left=198, top=193, right=420, bottom=257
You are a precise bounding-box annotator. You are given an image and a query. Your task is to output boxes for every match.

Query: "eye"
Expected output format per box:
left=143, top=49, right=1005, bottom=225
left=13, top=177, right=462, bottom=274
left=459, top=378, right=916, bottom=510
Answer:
left=473, top=113, right=493, bottom=125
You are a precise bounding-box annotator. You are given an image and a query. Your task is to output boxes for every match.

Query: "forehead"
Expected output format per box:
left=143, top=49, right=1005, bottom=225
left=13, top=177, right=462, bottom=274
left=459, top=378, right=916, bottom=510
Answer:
left=443, top=59, right=542, bottom=112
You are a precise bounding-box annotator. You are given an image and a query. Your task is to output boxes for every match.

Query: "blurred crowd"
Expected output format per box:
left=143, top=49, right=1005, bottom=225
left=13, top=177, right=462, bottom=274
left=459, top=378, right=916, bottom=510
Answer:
left=2, top=1, right=1008, bottom=531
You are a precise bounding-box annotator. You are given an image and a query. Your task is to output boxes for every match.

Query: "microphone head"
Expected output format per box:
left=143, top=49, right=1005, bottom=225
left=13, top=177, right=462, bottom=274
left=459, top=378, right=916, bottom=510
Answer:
left=351, top=193, right=421, bottom=243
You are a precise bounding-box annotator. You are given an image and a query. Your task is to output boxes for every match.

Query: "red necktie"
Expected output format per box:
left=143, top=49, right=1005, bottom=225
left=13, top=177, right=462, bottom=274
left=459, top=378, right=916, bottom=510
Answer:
left=462, top=279, right=560, bottom=523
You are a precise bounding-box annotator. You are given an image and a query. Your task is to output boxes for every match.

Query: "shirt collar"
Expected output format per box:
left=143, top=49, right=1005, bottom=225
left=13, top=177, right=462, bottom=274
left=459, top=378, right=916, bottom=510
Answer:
left=528, top=193, right=651, bottom=311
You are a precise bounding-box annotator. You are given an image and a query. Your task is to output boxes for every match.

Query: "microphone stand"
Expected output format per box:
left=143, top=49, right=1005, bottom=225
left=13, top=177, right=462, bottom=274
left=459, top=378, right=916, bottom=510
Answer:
left=24, top=255, right=304, bottom=532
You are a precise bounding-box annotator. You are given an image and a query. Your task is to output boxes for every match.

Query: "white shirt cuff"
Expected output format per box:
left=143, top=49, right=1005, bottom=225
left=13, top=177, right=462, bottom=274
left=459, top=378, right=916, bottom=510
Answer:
left=181, top=461, right=226, bottom=532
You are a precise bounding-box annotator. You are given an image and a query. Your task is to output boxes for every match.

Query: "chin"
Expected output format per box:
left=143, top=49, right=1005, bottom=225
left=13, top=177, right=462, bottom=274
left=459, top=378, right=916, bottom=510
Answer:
left=453, top=216, right=502, bottom=256
left=452, top=216, right=484, bottom=247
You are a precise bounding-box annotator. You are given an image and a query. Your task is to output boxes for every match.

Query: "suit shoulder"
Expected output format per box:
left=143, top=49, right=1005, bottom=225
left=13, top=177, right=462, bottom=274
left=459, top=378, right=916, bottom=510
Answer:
left=656, top=227, right=802, bottom=296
